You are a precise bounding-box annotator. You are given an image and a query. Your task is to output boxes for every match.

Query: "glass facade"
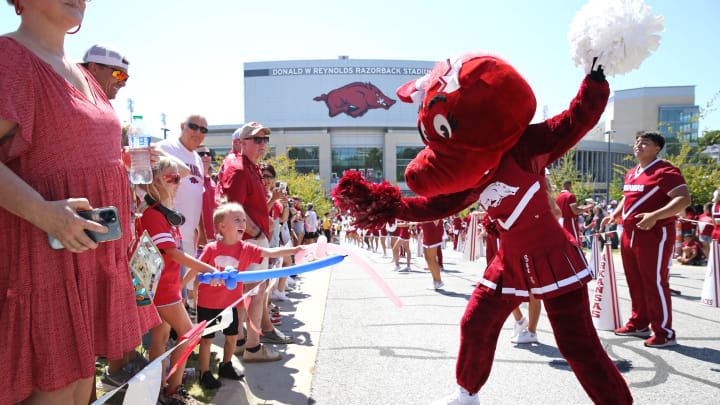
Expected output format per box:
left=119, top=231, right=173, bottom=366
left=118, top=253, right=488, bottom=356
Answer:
left=287, top=146, right=319, bottom=174
left=331, top=147, right=383, bottom=183
left=658, top=105, right=699, bottom=154
left=549, top=150, right=634, bottom=184
left=396, top=145, right=424, bottom=183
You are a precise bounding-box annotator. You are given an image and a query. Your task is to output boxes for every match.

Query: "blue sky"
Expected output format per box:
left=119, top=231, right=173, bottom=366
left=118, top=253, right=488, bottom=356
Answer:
left=2, top=0, right=718, bottom=140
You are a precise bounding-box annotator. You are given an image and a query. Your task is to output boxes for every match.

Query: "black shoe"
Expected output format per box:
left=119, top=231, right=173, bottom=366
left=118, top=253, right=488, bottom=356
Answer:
left=199, top=370, right=222, bottom=389
left=260, top=328, right=295, bottom=344
left=218, top=361, right=244, bottom=380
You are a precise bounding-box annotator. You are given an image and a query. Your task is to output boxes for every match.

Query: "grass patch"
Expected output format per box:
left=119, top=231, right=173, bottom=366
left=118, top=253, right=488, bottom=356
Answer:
left=94, top=345, right=221, bottom=404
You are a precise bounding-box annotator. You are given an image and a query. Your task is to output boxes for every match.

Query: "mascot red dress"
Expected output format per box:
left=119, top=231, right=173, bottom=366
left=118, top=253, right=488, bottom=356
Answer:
left=333, top=54, right=632, bottom=404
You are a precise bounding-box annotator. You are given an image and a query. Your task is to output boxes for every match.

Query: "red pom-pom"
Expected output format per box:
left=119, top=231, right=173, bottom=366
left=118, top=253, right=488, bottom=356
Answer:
left=332, top=171, right=403, bottom=230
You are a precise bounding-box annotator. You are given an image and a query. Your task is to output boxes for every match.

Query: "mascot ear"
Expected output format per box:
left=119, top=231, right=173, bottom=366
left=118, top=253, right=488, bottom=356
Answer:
left=397, top=79, right=423, bottom=104
left=458, top=57, right=498, bottom=88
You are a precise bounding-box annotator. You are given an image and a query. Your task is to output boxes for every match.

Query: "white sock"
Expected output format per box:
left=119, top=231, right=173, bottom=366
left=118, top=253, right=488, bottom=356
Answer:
left=516, top=316, right=526, bottom=325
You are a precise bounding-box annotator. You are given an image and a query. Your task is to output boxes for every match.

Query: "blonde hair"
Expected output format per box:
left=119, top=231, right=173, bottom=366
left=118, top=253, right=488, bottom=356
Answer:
left=139, top=155, right=189, bottom=212
left=213, top=202, right=246, bottom=229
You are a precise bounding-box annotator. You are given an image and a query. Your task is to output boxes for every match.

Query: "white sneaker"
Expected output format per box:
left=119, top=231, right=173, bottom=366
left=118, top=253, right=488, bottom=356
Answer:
left=430, top=386, right=479, bottom=405
left=512, top=316, right=528, bottom=339
left=271, top=289, right=289, bottom=301
left=401, top=265, right=411, bottom=272
left=433, top=281, right=445, bottom=290
left=286, top=277, right=296, bottom=287
left=393, top=265, right=402, bottom=271
left=511, top=330, right=538, bottom=344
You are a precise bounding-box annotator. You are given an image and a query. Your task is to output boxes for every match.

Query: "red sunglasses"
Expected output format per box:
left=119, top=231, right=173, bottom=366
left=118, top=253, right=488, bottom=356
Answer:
left=163, top=174, right=180, bottom=184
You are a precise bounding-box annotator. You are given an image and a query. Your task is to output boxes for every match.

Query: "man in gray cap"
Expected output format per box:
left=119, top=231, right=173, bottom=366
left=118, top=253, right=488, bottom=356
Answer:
left=81, top=44, right=129, bottom=100
left=221, top=122, right=295, bottom=363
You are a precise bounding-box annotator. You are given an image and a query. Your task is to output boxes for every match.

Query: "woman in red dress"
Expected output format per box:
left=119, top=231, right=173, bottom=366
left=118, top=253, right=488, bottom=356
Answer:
left=0, top=1, right=143, bottom=403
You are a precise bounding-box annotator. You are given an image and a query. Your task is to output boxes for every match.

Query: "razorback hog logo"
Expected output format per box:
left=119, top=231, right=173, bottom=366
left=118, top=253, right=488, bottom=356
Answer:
left=314, top=82, right=396, bottom=118
left=479, top=182, right=520, bottom=208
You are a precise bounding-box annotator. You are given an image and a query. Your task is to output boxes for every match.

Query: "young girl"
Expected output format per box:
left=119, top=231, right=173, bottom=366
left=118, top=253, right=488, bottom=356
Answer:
left=138, top=156, right=218, bottom=405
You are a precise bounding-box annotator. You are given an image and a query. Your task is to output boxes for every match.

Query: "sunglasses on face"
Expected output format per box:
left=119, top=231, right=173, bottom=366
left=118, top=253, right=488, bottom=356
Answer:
left=163, top=174, right=180, bottom=184
left=186, top=122, right=209, bottom=134
left=262, top=174, right=275, bottom=179
left=97, top=63, right=129, bottom=82
left=245, top=136, right=270, bottom=144
left=197, top=151, right=211, bottom=157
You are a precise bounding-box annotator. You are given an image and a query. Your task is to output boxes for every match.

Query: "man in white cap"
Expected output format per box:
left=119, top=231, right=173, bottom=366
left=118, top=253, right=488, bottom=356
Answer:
left=81, top=44, right=129, bottom=100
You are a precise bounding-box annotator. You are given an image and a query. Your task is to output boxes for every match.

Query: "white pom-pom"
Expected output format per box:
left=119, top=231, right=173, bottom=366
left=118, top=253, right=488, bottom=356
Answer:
left=568, top=0, right=664, bottom=77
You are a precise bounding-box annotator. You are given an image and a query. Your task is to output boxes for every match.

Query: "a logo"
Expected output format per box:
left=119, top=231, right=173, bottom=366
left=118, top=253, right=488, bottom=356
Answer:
left=314, top=82, right=396, bottom=118
left=479, top=182, right=520, bottom=208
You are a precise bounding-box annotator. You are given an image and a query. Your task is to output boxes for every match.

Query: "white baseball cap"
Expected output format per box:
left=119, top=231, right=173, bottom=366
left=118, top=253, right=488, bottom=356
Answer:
left=83, top=44, right=129, bottom=72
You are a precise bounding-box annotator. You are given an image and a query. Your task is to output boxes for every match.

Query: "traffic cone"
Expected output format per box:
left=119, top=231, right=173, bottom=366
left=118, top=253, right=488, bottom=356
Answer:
left=588, top=234, right=601, bottom=280
left=701, top=240, right=720, bottom=308
left=590, top=241, right=623, bottom=330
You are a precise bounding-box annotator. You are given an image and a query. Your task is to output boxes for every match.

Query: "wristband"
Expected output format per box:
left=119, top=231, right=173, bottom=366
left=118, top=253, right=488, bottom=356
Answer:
left=254, top=231, right=263, bottom=240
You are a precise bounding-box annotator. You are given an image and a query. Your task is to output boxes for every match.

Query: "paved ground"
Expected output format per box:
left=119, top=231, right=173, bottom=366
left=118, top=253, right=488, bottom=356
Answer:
left=214, top=241, right=720, bottom=405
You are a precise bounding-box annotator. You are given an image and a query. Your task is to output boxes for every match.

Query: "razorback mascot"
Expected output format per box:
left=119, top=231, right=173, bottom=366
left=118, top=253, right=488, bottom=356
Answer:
left=333, top=2, right=665, bottom=403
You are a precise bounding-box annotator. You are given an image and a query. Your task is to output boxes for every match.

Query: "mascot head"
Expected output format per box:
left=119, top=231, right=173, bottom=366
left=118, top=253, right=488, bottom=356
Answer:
left=397, top=54, right=536, bottom=197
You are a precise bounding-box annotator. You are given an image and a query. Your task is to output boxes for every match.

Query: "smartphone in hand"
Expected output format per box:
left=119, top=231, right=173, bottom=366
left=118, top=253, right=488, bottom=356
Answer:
left=48, top=206, right=123, bottom=250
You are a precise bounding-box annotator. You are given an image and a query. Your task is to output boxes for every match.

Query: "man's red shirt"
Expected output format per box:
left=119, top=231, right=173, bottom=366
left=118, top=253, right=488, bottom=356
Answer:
left=221, top=154, right=270, bottom=240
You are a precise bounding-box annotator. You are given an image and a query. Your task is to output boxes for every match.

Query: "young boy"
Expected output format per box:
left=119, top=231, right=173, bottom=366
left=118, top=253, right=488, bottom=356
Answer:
left=196, top=203, right=303, bottom=388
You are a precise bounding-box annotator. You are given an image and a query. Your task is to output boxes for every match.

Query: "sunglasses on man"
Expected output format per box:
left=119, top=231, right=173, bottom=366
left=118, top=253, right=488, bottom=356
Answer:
left=245, top=136, right=270, bottom=144
left=186, top=122, right=209, bottom=134
left=197, top=151, right=212, bottom=157
left=96, top=63, right=129, bottom=82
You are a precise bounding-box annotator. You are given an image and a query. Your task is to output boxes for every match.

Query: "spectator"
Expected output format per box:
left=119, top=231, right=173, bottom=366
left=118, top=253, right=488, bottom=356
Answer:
left=138, top=156, right=217, bottom=404
left=81, top=44, right=162, bottom=394
left=304, top=202, right=319, bottom=244
left=678, top=234, right=704, bottom=266
left=291, top=196, right=305, bottom=245
left=0, top=3, right=144, bottom=403
left=221, top=122, right=293, bottom=361
left=697, top=203, right=714, bottom=258
left=556, top=180, right=594, bottom=247
left=603, top=131, right=691, bottom=348
left=156, top=114, right=208, bottom=311
left=323, top=212, right=332, bottom=241
left=196, top=203, right=301, bottom=387
left=259, top=163, right=292, bottom=301
left=80, top=43, right=128, bottom=100
left=197, top=144, right=218, bottom=242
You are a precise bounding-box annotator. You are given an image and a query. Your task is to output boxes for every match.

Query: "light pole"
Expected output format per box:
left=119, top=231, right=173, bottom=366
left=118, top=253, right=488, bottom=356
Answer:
left=605, top=130, right=616, bottom=205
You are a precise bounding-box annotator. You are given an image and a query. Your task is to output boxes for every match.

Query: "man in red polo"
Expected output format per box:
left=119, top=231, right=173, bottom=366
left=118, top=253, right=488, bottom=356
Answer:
left=556, top=180, right=593, bottom=247
left=602, top=131, right=690, bottom=348
left=221, top=122, right=293, bottom=362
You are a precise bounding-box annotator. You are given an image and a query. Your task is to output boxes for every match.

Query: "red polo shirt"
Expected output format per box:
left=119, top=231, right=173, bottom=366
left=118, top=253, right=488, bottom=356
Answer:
left=221, top=154, right=270, bottom=240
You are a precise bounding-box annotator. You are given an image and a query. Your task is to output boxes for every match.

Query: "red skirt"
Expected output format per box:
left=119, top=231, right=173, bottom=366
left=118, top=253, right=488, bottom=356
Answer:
left=479, top=216, right=591, bottom=301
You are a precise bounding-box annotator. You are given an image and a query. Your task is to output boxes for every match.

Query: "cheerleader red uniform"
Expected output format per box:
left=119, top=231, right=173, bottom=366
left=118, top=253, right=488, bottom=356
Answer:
left=421, top=220, right=445, bottom=248
left=397, top=225, right=411, bottom=241
left=139, top=207, right=184, bottom=307
left=618, top=158, right=687, bottom=341
left=556, top=189, right=581, bottom=246
left=712, top=204, right=720, bottom=241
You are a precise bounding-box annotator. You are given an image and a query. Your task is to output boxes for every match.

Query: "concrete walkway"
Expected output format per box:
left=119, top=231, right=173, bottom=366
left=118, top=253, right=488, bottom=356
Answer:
left=211, top=242, right=720, bottom=404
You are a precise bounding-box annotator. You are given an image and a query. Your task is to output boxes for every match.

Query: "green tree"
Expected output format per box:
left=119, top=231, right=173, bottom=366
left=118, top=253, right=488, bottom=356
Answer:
left=267, top=149, right=333, bottom=216
left=699, top=129, right=720, bottom=148
left=663, top=141, right=720, bottom=204
left=547, top=148, right=595, bottom=202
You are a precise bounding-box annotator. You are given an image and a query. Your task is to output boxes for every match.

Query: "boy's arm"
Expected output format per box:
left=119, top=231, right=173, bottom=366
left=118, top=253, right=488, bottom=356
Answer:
left=163, top=247, right=219, bottom=287
left=261, top=245, right=304, bottom=258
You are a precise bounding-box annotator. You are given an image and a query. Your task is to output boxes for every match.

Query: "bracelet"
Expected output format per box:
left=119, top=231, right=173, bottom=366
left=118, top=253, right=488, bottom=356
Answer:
left=254, top=231, right=263, bottom=240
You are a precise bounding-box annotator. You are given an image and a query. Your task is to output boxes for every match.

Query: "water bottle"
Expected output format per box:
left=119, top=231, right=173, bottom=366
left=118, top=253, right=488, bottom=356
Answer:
left=128, top=115, right=153, bottom=184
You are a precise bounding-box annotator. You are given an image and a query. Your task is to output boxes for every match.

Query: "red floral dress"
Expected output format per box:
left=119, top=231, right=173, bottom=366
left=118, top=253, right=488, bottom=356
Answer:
left=0, top=37, right=143, bottom=403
